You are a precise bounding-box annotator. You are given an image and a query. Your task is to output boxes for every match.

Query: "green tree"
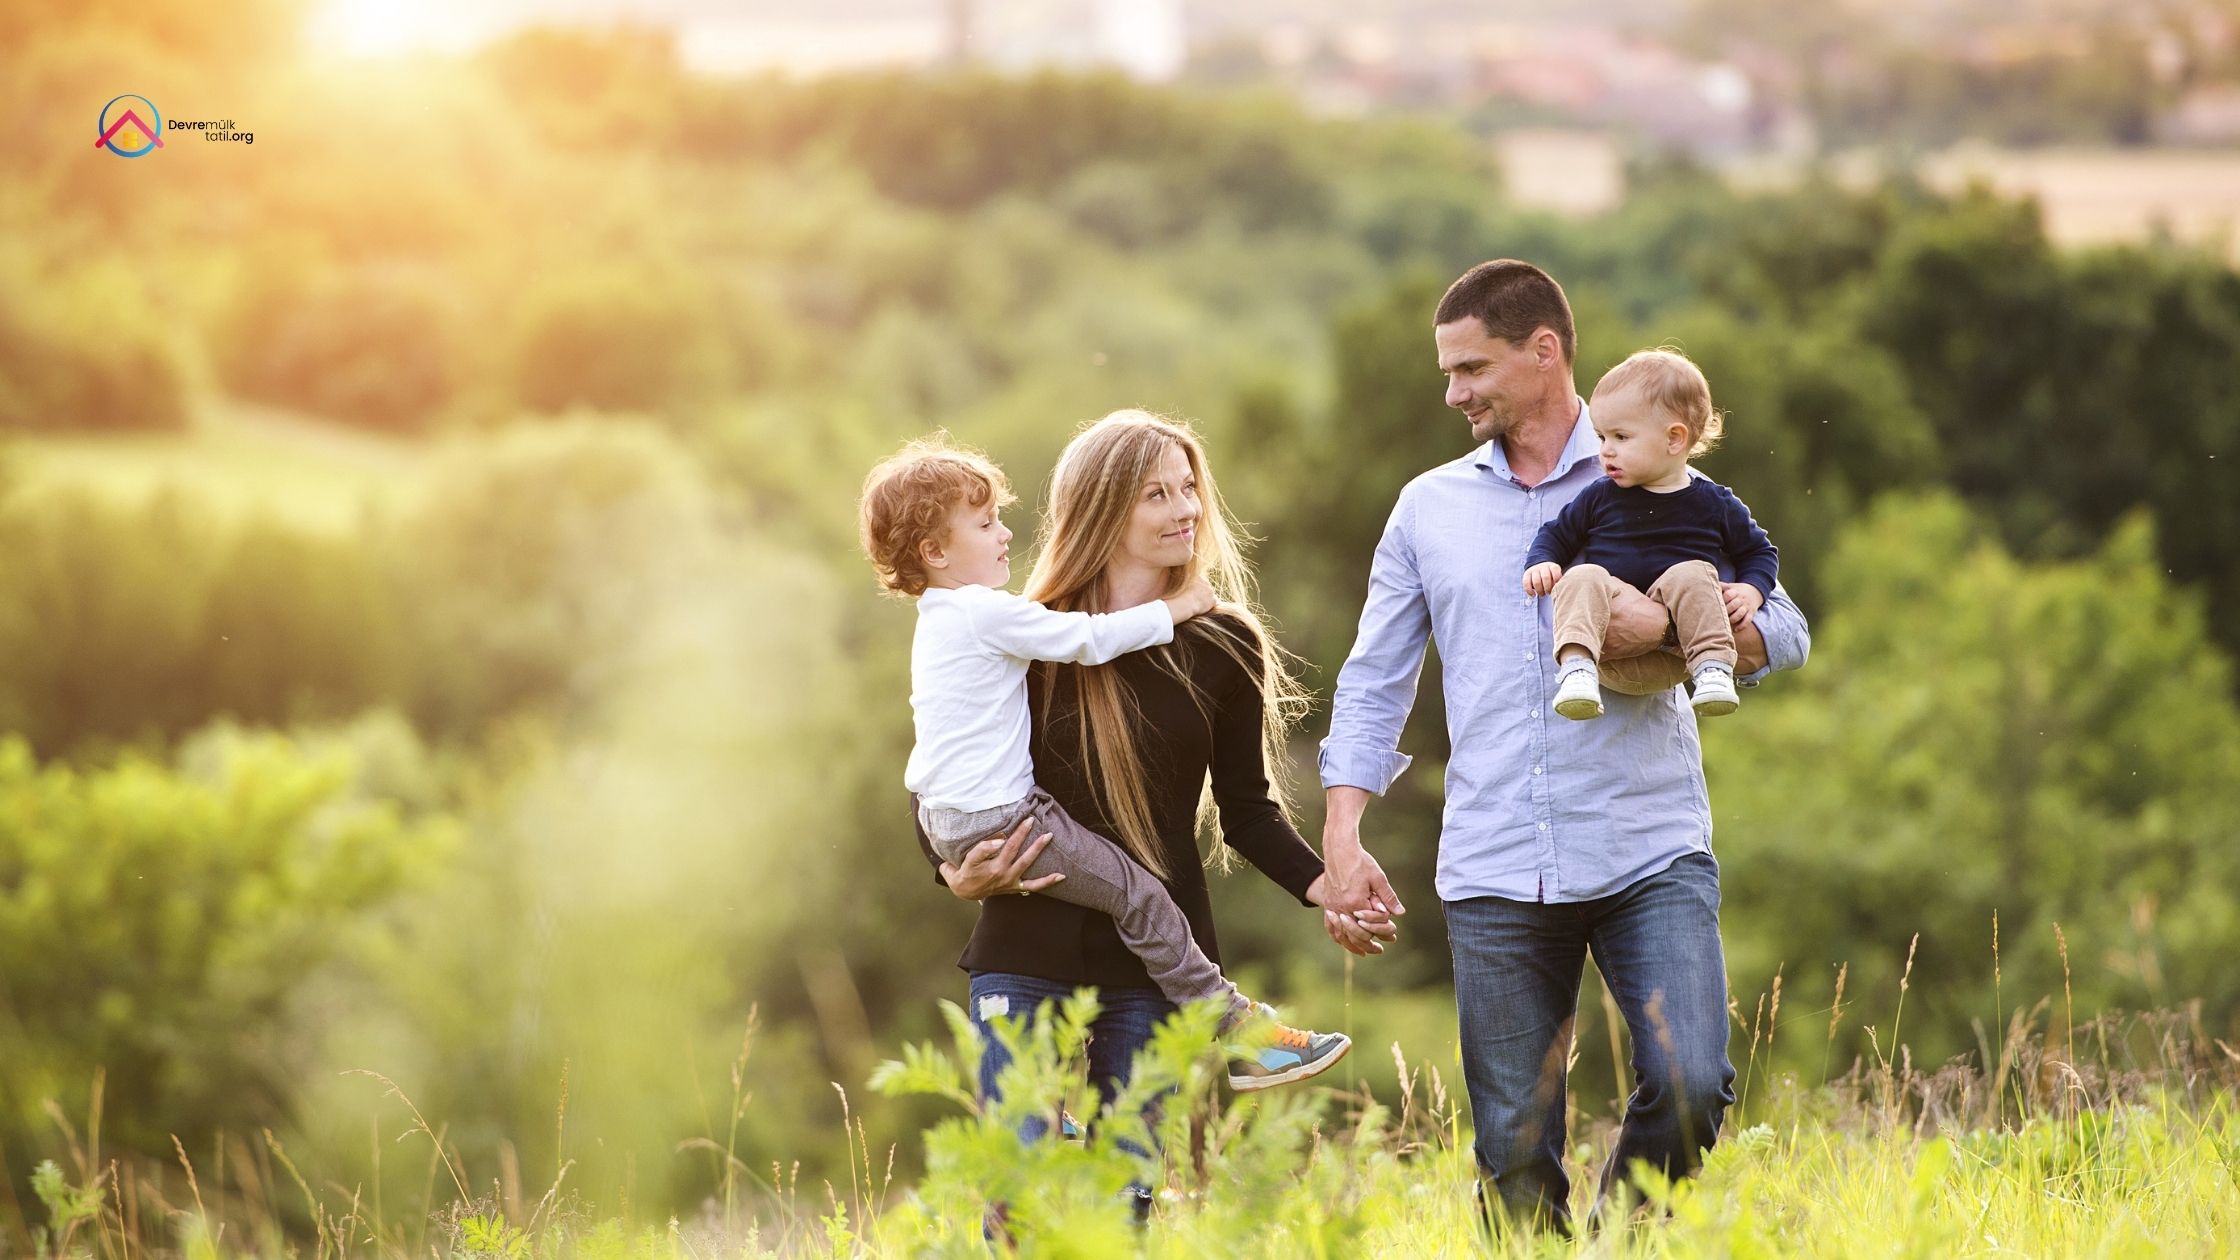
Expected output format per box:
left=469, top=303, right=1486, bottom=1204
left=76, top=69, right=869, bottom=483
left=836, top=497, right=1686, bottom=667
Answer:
left=1709, top=494, right=2240, bottom=1068
left=0, top=725, right=454, bottom=1170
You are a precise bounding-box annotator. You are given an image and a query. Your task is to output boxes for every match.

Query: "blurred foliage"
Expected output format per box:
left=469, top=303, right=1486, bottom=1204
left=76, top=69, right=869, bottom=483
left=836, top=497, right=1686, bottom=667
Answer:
left=1710, top=495, right=2240, bottom=1065
left=0, top=718, right=454, bottom=1164
left=221, top=258, right=469, bottom=432
left=0, top=488, right=403, bottom=751
left=0, top=259, right=190, bottom=435
left=1686, top=4, right=2173, bottom=149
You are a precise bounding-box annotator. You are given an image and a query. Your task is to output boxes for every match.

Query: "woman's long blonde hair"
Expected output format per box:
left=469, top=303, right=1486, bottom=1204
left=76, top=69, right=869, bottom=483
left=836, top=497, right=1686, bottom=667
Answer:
left=1022, top=410, right=1311, bottom=879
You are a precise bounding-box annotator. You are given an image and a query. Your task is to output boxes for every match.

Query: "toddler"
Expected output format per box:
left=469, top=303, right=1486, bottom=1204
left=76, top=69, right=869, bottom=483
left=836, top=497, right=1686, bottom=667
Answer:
left=1522, top=350, right=1780, bottom=720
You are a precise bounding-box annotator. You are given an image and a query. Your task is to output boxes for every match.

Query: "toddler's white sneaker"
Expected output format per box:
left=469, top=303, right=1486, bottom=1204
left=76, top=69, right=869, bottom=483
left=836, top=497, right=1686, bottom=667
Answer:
left=1690, top=664, right=1739, bottom=717
left=1553, top=665, right=1604, bottom=720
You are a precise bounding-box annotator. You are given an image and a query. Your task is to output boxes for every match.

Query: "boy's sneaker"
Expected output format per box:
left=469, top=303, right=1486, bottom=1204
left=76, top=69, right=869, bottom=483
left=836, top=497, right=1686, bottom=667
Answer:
left=1226, top=1004, right=1351, bottom=1092
left=1690, top=664, right=1740, bottom=717
left=1553, top=665, right=1604, bottom=720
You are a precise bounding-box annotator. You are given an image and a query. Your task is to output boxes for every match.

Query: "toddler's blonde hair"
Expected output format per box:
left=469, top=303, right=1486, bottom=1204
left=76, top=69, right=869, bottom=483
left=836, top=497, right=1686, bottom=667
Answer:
left=1592, top=348, right=1725, bottom=457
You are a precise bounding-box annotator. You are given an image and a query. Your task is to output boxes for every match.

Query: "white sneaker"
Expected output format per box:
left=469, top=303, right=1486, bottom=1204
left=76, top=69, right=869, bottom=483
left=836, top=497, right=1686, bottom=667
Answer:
left=1690, top=664, right=1739, bottom=717
left=1553, top=666, right=1603, bottom=720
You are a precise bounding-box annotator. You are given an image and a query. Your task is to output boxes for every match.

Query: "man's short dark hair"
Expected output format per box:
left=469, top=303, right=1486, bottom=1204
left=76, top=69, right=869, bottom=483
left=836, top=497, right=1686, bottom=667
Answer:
left=1435, top=260, right=1575, bottom=364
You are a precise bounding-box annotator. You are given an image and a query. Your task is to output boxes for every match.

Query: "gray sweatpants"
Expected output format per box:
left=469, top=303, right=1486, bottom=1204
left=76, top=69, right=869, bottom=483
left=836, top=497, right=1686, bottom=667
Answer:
left=920, top=786, right=1247, bottom=1019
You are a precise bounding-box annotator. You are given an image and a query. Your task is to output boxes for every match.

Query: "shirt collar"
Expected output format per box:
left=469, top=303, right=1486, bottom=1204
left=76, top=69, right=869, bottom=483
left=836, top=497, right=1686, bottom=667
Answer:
left=1473, top=397, right=1600, bottom=485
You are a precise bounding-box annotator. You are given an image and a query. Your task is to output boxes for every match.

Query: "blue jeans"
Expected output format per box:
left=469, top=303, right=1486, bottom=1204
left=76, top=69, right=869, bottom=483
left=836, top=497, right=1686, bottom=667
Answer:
left=966, top=971, right=1175, bottom=1221
left=1445, top=851, right=1735, bottom=1232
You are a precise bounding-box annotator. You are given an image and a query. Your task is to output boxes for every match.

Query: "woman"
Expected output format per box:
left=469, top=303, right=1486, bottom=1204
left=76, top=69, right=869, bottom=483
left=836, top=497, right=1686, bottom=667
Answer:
left=916, top=410, right=1394, bottom=1197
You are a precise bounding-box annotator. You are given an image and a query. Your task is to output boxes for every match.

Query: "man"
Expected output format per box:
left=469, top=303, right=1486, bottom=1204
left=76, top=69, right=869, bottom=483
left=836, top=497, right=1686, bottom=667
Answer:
left=1316, top=260, right=1810, bottom=1231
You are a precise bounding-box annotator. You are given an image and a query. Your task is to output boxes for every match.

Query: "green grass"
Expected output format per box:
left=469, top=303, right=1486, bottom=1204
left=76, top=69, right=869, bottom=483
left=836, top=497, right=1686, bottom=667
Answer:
left=7, top=401, right=423, bottom=534
left=21, top=996, right=2240, bottom=1259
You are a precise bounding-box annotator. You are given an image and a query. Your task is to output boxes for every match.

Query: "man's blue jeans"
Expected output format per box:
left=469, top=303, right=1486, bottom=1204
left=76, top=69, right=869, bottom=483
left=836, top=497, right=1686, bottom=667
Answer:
left=967, top=971, right=1174, bottom=1222
left=1444, top=851, right=1736, bottom=1231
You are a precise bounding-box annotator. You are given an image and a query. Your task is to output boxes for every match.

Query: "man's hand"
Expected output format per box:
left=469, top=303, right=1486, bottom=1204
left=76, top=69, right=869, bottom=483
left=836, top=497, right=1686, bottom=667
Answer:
left=1320, top=788, right=1406, bottom=919
left=1722, top=582, right=1763, bottom=628
left=937, top=816, right=1063, bottom=901
left=1522, top=562, right=1563, bottom=597
left=1602, top=585, right=1674, bottom=660
left=1320, top=845, right=1404, bottom=919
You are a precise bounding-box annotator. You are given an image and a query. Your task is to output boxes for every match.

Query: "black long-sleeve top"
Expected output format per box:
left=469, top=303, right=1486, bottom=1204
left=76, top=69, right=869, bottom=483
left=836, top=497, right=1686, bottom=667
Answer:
left=1524, top=476, right=1780, bottom=597
left=913, top=611, right=1325, bottom=987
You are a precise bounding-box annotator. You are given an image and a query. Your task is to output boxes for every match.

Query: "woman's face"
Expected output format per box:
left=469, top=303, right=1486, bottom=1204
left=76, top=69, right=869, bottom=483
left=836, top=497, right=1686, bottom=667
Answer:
left=1114, top=442, right=1201, bottom=575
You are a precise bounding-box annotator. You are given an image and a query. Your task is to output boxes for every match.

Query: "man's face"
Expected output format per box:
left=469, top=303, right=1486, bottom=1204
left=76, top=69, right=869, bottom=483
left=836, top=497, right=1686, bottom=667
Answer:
left=1436, top=317, right=1541, bottom=444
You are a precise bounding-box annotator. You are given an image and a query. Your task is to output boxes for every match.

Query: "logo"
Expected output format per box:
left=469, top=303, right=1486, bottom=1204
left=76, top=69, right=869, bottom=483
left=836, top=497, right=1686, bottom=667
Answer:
left=95, top=94, right=164, bottom=158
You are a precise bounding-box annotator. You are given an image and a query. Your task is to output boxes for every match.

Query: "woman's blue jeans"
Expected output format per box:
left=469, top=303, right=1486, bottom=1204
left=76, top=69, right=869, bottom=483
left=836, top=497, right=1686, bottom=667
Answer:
left=967, top=971, right=1174, bottom=1222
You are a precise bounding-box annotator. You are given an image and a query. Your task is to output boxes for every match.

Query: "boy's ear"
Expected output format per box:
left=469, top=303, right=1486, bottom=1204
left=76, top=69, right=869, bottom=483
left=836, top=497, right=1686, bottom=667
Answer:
left=919, top=534, right=950, bottom=571
left=1667, top=421, right=1691, bottom=454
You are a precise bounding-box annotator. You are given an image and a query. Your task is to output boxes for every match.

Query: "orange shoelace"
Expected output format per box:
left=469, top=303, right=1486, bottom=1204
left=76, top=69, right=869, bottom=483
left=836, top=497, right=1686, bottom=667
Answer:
left=1273, top=1024, right=1312, bottom=1050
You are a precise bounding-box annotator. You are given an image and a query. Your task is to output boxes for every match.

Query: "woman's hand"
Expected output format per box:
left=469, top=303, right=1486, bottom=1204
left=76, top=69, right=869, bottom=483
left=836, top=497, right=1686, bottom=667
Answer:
left=938, top=817, right=1064, bottom=901
left=1322, top=905, right=1398, bottom=955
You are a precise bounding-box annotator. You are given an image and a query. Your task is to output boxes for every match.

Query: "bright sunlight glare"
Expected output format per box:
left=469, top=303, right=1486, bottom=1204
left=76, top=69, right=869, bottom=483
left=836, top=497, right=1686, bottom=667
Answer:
left=305, top=0, right=488, bottom=58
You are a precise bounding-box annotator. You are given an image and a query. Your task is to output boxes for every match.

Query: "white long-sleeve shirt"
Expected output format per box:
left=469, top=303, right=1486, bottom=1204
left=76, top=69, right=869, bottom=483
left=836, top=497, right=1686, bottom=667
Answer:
left=905, top=584, right=1175, bottom=812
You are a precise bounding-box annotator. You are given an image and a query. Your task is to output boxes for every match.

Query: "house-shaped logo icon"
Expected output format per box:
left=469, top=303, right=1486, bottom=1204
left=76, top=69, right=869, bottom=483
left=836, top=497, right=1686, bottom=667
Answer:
left=96, top=95, right=164, bottom=158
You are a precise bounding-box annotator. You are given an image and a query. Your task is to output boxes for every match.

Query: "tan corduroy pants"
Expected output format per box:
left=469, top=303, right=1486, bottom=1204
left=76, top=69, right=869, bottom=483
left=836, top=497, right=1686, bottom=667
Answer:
left=1550, top=560, right=1733, bottom=695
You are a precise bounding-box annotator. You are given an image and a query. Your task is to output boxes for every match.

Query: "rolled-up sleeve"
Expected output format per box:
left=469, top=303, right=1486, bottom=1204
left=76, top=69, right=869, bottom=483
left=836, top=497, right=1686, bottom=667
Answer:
left=1741, top=581, right=1811, bottom=686
left=1318, top=493, right=1432, bottom=795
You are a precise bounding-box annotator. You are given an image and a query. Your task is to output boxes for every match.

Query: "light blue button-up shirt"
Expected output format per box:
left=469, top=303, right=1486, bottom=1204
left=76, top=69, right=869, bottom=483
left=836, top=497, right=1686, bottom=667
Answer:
left=1318, top=402, right=1811, bottom=904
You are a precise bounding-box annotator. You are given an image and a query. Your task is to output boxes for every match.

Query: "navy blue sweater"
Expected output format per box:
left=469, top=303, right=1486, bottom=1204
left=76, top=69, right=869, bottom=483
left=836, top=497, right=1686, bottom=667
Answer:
left=1525, top=476, right=1779, bottom=596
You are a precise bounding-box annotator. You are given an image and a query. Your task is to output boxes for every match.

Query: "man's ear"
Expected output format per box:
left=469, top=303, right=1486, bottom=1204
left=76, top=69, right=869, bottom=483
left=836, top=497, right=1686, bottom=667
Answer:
left=1534, top=327, right=1563, bottom=370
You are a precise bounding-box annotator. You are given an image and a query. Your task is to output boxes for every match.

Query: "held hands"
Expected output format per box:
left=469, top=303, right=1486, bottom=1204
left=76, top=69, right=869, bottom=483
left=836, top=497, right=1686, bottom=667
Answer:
left=1314, top=835, right=1407, bottom=956
left=1722, top=582, right=1763, bottom=628
left=937, top=816, right=1064, bottom=901
left=1305, top=873, right=1400, bottom=956
left=1522, top=562, right=1564, bottom=598
left=1166, top=575, right=1219, bottom=624
left=1324, top=905, right=1398, bottom=955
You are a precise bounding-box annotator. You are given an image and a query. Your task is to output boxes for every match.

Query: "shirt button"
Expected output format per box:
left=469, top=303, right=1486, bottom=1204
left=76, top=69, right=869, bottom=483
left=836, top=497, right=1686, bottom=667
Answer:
left=1538, top=822, right=1549, bottom=831
left=1532, top=766, right=1544, bottom=775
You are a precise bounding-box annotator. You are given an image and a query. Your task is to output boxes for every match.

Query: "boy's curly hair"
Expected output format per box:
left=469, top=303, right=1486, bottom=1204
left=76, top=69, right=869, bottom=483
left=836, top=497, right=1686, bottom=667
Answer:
left=1593, top=347, right=1726, bottom=457
left=858, top=434, right=1015, bottom=597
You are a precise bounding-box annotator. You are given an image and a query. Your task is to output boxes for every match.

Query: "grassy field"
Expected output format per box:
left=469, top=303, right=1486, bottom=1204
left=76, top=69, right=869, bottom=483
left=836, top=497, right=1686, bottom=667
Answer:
left=20, top=995, right=2240, bottom=1259
left=1518, top=133, right=2240, bottom=263
left=6, top=402, right=423, bottom=535
left=1914, top=145, right=2240, bottom=262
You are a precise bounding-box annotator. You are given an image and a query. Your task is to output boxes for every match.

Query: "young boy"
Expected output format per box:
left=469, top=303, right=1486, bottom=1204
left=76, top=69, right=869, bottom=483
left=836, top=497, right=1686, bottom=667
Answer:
left=859, top=434, right=1350, bottom=1092
left=1522, top=349, right=1780, bottom=720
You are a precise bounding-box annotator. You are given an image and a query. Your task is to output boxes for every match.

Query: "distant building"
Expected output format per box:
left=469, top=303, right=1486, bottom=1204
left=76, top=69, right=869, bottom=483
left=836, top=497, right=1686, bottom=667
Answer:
left=2160, top=85, right=2240, bottom=145
left=960, top=0, right=1187, bottom=80
left=1469, top=27, right=1763, bottom=156
left=680, top=0, right=1185, bottom=80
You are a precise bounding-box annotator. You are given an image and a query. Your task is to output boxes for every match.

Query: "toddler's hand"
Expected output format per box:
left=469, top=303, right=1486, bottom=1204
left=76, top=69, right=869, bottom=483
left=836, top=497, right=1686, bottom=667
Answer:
left=1522, top=562, right=1563, bottom=597
left=1722, top=582, right=1763, bottom=627
left=1175, top=575, right=1218, bottom=620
